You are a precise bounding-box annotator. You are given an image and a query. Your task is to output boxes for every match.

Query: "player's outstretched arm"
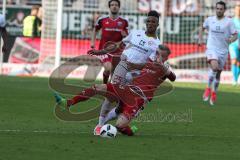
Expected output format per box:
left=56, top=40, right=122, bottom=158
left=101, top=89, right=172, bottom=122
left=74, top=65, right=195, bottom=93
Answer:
left=227, top=33, right=238, bottom=44
left=87, top=49, right=108, bottom=55
left=88, top=41, right=124, bottom=55
left=198, top=26, right=205, bottom=46
left=90, top=28, right=97, bottom=49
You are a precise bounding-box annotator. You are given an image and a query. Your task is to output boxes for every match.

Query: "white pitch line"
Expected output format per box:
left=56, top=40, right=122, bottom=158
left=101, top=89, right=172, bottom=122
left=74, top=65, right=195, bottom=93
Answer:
left=0, top=129, right=240, bottom=139
left=0, top=129, right=89, bottom=134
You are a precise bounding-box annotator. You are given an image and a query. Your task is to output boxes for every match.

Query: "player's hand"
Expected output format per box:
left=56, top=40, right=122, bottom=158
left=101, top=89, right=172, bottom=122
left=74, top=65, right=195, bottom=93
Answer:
left=87, top=49, right=107, bottom=55
left=87, top=49, right=96, bottom=55
left=226, top=37, right=235, bottom=44
left=121, top=30, right=127, bottom=37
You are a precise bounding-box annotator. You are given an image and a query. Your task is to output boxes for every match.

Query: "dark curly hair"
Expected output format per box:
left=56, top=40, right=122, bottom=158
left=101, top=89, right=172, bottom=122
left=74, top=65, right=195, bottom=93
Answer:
left=108, top=0, right=120, bottom=8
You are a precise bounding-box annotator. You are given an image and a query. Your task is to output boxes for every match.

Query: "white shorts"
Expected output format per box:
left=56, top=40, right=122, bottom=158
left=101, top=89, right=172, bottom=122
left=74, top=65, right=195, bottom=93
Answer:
left=206, top=49, right=228, bottom=70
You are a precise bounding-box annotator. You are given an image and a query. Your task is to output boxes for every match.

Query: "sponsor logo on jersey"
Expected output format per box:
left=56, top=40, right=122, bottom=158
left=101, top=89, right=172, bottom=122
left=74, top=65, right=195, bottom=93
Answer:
left=148, top=41, right=153, bottom=46
left=117, top=21, right=123, bottom=27
left=105, top=28, right=122, bottom=32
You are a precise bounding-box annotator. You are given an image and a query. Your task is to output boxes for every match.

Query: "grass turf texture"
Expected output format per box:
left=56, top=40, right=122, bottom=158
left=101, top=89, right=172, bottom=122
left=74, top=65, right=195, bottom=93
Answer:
left=0, top=75, right=240, bottom=160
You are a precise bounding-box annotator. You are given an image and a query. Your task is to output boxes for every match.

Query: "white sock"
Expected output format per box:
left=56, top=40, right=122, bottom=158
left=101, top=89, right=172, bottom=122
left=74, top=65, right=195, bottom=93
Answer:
left=213, top=79, right=220, bottom=92
left=98, top=116, right=105, bottom=126
left=208, top=69, right=217, bottom=88
left=98, top=99, right=112, bottom=125
left=103, top=107, right=118, bottom=124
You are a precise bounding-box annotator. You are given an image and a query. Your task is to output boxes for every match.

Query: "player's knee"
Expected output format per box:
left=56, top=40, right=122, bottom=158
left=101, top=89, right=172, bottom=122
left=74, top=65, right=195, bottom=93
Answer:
left=115, top=114, right=129, bottom=128
left=95, top=84, right=107, bottom=92
left=210, top=60, right=219, bottom=71
left=211, top=66, right=219, bottom=72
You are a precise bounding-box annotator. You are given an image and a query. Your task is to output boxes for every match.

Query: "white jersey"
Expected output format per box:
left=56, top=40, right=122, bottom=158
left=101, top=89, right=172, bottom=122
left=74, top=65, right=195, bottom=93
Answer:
left=203, top=16, right=237, bottom=55
left=122, top=29, right=161, bottom=64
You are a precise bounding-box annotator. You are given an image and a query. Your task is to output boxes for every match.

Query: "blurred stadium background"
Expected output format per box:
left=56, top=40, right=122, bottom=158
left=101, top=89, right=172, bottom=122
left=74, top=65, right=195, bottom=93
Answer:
left=0, top=0, right=239, bottom=81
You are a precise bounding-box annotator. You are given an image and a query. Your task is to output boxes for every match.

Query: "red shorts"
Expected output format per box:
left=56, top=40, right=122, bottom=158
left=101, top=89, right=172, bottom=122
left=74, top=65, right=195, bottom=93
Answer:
left=106, top=84, right=145, bottom=119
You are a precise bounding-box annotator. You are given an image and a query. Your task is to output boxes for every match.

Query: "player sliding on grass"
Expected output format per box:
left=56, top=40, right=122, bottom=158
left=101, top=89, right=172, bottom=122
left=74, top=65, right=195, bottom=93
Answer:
left=88, top=10, right=161, bottom=134
left=55, top=45, right=175, bottom=136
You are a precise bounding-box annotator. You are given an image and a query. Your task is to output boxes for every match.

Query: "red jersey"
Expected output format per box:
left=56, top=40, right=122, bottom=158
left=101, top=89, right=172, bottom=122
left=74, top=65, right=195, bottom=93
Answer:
left=133, top=62, right=172, bottom=99
left=95, top=15, right=128, bottom=50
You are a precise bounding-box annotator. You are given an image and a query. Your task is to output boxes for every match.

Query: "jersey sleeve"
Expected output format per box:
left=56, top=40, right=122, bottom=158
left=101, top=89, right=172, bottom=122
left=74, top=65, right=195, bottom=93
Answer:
left=95, top=17, right=103, bottom=31
left=203, top=17, right=209, bottom=30
left=123, top=19, right=129, bottom=35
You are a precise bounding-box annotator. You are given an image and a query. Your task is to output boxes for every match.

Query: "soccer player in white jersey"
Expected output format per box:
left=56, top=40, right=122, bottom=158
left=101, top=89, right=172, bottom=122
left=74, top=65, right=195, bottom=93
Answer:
left=88, top=10, right=161, bottom=134
left=199, top=1, right=238, bottom=105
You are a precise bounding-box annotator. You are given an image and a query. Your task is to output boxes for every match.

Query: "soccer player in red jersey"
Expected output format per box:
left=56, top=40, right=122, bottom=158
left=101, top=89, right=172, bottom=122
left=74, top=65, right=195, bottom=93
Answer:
left=91, top=0, right=129, bottom=84
left=55, top=45, right=176, bottom=136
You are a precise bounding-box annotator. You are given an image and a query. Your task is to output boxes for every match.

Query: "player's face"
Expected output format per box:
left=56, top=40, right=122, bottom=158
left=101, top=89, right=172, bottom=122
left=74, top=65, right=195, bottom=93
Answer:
left=235, top=6, right=240, bottom=17
left=31, top=8, right=38, bottom=16
left=216, top=4, right=225, bottom=18
left=109, top=1, right=120, bottom=15
left=146, top=16, right=159, bottom=34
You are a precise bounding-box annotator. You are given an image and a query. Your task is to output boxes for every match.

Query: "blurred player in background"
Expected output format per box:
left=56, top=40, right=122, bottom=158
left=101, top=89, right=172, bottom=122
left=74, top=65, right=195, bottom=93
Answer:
left=199, top=1, right=238, bottom=105
left=55, top=45, right=175, bottom=136
left=229, top=4, right=240, bottom=85
left=89, top=10, right=161, bottom=135
left=0, top=14, right=9, bottom=54
left=91, top=0, right=128, bottom=84
left=23, top=5, right=41, bottom=37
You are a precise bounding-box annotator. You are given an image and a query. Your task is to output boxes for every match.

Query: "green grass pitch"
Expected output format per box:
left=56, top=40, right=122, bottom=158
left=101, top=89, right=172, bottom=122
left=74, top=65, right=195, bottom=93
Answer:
left=0, top=76, right=240, bottom=160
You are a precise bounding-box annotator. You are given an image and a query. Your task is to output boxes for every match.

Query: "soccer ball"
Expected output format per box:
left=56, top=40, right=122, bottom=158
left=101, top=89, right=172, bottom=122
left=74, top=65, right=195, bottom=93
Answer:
left=100, top=124, right=117, bottom=138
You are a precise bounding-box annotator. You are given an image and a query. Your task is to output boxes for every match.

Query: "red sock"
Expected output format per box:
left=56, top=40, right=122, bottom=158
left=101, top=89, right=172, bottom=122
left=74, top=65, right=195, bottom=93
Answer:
left=68, top=86, right=96, bottom=106
left=117, top=126, right=134, bottom=136
left=103, top=71, right=110, bottom=84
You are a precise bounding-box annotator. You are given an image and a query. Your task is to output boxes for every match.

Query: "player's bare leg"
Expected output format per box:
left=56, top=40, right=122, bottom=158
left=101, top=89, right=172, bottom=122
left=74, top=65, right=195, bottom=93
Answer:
left=238, top=61, right=240, bottom=84
left=103, top=61, right=112, bottom=84
left=115, top=114, right=134, bottom=136
left=95, top=61, right=113, bottom=134
left=231, top=59, right=239, bottom=85
left=203, top=59, right=219, bottom=105
left=203, top=59, right=218, bottom=102
left=54, top=84, right=112, bottom=110
left=96, top=58, right=129, bottom=133
left=210, top=70, right=221, bottom=105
